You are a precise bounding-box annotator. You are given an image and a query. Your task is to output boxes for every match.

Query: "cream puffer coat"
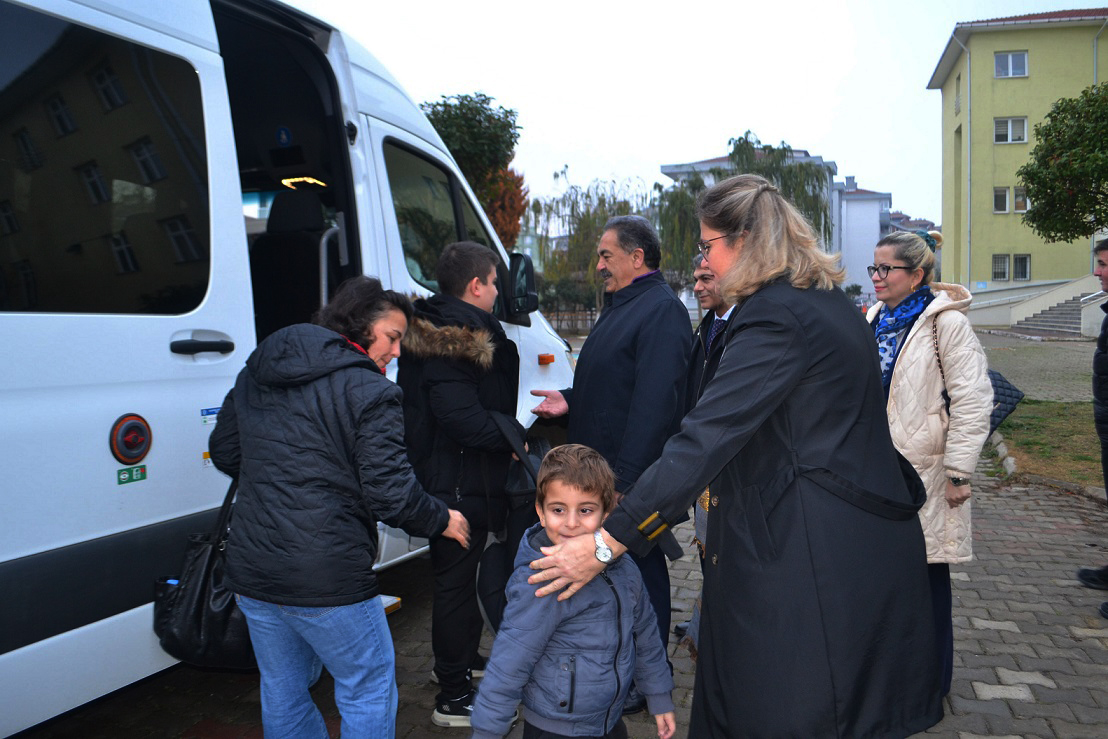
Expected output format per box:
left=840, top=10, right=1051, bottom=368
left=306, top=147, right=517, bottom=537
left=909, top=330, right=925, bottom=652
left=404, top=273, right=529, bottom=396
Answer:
left=867, top=283, right=992, bottom=563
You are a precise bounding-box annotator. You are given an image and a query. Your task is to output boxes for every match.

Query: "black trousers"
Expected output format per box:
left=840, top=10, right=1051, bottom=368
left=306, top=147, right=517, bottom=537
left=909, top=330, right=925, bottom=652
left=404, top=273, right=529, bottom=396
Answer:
left=430, top=496, right=492, bottom=700
left=1097, top=417, right=1108, bottom=505
left=630, top=546, right=671, bottom=660
left=928, top=563, right=953, bottom=696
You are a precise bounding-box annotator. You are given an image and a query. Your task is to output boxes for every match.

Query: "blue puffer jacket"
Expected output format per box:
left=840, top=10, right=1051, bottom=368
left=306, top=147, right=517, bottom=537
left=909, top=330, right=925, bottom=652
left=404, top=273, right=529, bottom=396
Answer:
left=470, top=524, right=675, bottom=738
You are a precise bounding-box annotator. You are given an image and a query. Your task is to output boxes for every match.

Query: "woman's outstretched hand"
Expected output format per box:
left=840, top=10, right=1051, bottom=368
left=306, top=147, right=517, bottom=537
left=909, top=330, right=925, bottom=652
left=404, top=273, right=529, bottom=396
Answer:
left=443, top=509, right=471, bottom=549
left=528, top=528, right=626, bottom=601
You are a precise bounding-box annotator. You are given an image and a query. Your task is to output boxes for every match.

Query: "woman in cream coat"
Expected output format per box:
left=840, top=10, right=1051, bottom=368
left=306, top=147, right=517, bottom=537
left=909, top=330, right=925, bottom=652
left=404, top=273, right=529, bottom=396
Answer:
left=866, top=230, right=993, bottom=697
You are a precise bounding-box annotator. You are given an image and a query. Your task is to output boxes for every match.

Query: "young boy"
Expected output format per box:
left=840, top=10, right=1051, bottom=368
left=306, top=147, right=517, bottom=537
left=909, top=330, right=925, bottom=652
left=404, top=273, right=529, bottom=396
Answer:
left=470, top=444, right=676, bottom=739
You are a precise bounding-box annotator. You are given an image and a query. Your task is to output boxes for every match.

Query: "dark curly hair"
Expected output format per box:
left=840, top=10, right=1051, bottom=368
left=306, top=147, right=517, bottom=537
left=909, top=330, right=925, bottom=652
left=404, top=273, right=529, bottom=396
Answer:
left=313, top=276, right=413, bottom=349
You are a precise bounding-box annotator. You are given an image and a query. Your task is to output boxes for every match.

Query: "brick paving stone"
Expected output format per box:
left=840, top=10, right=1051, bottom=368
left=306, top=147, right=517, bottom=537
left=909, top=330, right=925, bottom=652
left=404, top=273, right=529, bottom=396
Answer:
left=996, top=666, right=1058, bottom=688
left=973, top=682, right=1036, bottom=701
left=985, top=714, right=1054, bottom=737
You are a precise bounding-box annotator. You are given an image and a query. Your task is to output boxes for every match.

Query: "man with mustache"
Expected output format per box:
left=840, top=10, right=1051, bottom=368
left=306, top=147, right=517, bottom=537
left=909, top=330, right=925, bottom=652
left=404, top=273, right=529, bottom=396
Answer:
left=532, top=215, right=691, bottom=712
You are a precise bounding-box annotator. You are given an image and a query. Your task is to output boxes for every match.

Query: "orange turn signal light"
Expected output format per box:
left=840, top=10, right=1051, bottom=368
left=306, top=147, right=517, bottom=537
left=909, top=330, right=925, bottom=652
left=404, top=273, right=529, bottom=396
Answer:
left=538, top=353, right=556, bottom=366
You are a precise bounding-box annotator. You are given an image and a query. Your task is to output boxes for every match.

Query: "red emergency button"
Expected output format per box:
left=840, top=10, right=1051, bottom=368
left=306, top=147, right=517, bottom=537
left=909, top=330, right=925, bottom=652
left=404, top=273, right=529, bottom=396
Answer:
left=110, top=413, right=152, bottom=465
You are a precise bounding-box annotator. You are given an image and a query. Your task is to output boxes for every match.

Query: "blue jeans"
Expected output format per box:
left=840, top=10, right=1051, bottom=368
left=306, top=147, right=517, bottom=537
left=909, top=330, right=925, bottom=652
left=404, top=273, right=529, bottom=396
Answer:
left=237, top=595, right=397, bottom=739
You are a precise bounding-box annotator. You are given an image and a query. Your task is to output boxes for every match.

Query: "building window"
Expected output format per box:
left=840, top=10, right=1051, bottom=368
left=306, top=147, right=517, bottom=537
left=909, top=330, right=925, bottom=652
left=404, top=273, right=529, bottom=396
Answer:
left=992, top=254, right=1010, bottom=281
left=1014, top=187, right=1029, bottom=213
left=0, top=201, right=19, bottom=235
left=110, top=232, right=139, bottom=273
left=955, top=74, right=962, bottom=115
left=1013, top=254, right=1031, bottom=281
left=14, top=128, right=44, bottom=170
left=44, top=94, right=77, bottom=136
left=994, top=187, right=1009, bottom=213
left=161, top=216, right=202, bottom=262
left=128, top=137, right=167, bottom=183
left=994, top=117, right=1027, bottom=144
left=91, top=63, right=128, bottom=110
left=77, top=162, right=111, bottom=204
left=995, top=51, right=1028, bottom=78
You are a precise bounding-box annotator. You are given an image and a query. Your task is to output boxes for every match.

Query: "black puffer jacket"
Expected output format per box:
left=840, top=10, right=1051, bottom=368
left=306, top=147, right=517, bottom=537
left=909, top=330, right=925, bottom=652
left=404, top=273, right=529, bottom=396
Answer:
left=1095, top=305, right=1108, bottom=429
left=397, top=294, right=522, bottom=504
left=209, top=324, right=448, bottom=607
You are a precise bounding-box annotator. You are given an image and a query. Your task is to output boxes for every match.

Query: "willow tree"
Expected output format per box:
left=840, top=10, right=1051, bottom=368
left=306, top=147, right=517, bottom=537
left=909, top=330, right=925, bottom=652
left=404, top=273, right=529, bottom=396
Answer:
left=652, top=172, right=706, bottom=287
left=527, top=169, right=651, bottom=311
left=726, top=131, right=834, bottom=245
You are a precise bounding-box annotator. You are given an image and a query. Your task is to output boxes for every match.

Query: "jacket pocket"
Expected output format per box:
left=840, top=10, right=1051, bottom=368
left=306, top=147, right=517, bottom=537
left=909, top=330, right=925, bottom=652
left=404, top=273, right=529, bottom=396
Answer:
left=555, top=656, right=577, bottom=713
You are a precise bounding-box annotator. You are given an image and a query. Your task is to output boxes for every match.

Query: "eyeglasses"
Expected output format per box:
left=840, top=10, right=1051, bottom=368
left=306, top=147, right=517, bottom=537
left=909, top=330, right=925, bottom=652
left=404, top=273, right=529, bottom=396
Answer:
left=867, top=264, right=914, bottom=279
left=696, top=234, right=732, bottom=257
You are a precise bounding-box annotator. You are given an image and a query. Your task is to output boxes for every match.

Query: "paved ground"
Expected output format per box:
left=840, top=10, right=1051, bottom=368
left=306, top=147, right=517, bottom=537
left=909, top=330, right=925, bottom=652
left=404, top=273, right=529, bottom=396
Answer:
left=13, top=330, right=1108, bottom=739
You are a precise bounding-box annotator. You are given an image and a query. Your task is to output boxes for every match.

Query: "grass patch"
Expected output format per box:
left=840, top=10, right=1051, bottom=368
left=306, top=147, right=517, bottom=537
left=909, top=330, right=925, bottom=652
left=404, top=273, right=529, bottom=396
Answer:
left=998, top=399, right=1101, bottom=485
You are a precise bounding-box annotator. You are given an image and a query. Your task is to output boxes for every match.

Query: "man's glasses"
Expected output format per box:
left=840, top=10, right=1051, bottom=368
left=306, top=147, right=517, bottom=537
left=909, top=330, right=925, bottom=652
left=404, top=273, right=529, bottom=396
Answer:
left=696, top=234, right=732, bottom=257
left=867, top=264, right=914, bottom=279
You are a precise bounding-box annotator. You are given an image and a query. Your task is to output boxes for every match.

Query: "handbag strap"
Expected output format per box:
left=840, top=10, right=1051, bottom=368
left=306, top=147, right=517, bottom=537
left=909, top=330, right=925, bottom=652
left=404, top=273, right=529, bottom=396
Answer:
left=213, top=478, right=238, bottom=546
left=930, top=318, right=946, bottom=386
left=491, top=414, right=538, bottom=484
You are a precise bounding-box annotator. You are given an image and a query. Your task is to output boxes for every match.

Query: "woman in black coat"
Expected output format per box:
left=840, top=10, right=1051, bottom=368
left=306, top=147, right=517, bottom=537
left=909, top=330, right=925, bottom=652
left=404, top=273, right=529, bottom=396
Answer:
left=210, top=276, right=470, bottom=739
left=530, top=175, right=943, bottom=738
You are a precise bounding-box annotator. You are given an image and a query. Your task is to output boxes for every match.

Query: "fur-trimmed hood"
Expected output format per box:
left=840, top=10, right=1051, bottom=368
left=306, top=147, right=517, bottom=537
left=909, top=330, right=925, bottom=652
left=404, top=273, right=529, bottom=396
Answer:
left=402, top=316, right=495, bottom=370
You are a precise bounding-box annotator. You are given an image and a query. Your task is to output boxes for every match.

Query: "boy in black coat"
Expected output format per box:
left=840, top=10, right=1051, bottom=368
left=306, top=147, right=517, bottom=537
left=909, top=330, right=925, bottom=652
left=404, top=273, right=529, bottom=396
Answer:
left=397, top=241, right=523, bottom=727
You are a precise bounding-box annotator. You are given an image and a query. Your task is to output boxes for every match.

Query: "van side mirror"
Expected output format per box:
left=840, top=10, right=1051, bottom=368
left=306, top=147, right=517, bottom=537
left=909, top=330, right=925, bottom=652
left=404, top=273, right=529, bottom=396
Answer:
left=507, top=252, right=539, bottom=316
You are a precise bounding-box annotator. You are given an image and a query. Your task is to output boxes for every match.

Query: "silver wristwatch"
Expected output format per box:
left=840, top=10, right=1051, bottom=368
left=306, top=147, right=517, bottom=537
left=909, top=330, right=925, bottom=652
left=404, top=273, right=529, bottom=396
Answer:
left=948, top=476, right=970, bottom=486
left=593, top=530, right=613, bottom=563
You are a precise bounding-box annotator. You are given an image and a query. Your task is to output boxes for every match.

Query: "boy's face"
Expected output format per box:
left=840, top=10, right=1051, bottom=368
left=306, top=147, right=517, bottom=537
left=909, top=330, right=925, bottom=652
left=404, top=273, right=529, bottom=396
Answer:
left=536, top=480, right=606, bottom=545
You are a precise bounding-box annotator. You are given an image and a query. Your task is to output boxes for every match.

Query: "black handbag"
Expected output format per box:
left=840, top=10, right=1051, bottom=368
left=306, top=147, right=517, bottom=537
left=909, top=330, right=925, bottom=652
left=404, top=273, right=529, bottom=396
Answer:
left=153, top=478, right=256, bottom=670
left=931, top=320, right=1024, bottom=436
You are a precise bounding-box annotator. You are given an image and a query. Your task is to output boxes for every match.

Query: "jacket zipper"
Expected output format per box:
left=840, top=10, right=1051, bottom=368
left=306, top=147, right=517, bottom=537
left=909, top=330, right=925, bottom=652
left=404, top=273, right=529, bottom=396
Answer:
left=454, top=449, right=464, bottom=502
left=567, top=655, right=576, bottom=712
left=601, top=571, right=623, bottom=730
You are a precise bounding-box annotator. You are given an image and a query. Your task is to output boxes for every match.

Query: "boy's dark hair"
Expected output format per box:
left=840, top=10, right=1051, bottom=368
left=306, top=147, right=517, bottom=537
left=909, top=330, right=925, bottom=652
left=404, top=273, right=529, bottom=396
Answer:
left=313, top=275, right=412, bottom=349
left=1094, top=239, right=1108, bottom=255
left=536, top=444, right=616, bottom=512
left=436, top=241, right=500, bottom=298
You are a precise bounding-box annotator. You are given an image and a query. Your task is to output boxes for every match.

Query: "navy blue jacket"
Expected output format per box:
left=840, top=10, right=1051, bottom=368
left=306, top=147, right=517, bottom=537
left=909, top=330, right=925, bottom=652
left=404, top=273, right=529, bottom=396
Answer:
left=565, top=272, right=691, bottom=492
left=1095, top=304, right=1108, bottom=428
left=209, top=324, right=448, bottom=607
left=470, top=524, right=675, bottom=738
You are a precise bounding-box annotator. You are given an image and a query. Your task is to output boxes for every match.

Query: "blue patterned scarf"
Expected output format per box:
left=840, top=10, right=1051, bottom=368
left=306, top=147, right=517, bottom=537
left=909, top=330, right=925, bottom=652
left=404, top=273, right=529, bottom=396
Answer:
left=874, top=286, right=934, bottom=387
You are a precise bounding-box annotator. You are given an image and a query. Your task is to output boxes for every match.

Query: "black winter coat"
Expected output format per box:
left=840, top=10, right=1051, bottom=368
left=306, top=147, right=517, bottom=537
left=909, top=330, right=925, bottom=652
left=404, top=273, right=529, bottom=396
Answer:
left=684, top=309, right=732, bottom=414
left=397, top=294, right=522, bottom=505
left=209, top=324, right=449, bottom=607
left=605, top=281, right=943, bottom=737
left=565, top=272, right=691, bottom=492
left=1094, top=304, right=1108, bottom=429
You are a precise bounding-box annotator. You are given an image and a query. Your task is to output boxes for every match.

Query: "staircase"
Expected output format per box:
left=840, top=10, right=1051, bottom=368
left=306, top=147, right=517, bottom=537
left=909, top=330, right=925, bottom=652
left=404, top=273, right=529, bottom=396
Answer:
left=1012, top=294, right=1091, bottom=335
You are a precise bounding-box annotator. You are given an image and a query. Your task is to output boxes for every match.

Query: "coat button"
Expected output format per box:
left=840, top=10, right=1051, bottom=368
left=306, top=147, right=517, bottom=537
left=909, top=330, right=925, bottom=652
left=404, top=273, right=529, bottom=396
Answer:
left=711, top=554, right=718, bottom=565
left=559, top=700, right=567, bottom=707
left=711, top=496, right=719, bottom=507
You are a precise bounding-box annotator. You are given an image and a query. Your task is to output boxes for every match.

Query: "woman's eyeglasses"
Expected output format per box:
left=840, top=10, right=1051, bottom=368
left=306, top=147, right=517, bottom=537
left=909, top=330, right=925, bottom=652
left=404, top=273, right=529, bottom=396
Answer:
left=696, top=234, right=732, bottom=257
left=867, top=264, right=914, bottom=279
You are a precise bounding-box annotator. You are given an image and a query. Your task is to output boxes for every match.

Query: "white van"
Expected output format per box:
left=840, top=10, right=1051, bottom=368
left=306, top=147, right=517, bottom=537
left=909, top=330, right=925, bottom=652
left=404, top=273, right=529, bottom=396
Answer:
left=0, top=1, right=572, bottom=734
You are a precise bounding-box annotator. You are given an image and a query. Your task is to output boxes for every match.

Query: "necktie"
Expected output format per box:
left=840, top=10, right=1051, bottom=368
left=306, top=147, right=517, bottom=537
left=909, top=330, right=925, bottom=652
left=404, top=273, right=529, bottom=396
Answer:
left=705, top=317, right=727, bottom=353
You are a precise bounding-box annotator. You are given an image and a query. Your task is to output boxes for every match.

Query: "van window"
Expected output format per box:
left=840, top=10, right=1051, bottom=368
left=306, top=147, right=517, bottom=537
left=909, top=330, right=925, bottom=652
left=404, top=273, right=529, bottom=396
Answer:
left=0, top=1, right=208, bottom=314
left=383, top=141, right=495, bottom=291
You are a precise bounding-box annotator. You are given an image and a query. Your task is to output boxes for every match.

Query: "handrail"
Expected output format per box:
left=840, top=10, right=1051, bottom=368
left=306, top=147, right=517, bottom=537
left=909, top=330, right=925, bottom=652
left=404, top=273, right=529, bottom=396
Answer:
left=1081, top=290, right=1106, bottom=304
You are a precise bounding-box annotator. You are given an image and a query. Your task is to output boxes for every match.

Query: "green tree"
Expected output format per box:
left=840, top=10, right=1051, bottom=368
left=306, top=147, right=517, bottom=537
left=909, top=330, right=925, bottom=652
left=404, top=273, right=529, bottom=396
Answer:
left=421, top=93, right=528, bottom=247
left=726, top=131, right=833, bottom=244
left=1017, top=83, right=1108, bottom=243
left=652, top=172, right=706, bottom=288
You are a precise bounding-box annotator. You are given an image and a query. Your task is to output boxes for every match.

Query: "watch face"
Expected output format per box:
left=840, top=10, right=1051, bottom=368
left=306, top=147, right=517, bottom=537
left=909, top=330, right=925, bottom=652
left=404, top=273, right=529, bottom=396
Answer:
left=594, top=532, right=613, bottom=562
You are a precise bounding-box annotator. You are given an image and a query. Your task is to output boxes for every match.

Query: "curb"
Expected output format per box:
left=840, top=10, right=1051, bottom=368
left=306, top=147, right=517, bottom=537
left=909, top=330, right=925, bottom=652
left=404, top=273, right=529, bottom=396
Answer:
left=977, top=328, right=1093, bottom=342
left=988, top=431, right=1108, bottom=508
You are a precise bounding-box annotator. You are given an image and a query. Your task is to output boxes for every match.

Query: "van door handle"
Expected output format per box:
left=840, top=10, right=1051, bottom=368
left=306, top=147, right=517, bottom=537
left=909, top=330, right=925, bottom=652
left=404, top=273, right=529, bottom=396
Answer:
left=170, top=339, right=235, bottom=355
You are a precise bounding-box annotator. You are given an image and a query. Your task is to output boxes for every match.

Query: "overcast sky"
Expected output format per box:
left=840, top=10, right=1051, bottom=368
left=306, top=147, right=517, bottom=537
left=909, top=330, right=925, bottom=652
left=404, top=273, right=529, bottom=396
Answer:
left=291, top=0, right=1096, bottom=228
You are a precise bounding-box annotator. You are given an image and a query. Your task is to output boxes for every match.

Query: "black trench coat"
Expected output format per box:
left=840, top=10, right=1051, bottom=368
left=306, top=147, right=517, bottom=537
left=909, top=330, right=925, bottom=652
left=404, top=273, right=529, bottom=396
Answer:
left=604, top=280, right=944, bottom=738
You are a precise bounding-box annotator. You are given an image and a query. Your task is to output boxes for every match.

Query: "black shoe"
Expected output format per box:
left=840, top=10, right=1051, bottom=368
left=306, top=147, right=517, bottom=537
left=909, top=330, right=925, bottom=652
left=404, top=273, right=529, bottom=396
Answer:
left=621, top=687, right=647, bottom=715
left=432, top=688, right=476, bottom=728
left=1100, top=602, right=1108, bottom=619
left=1077, top=565, right=1108, bottom=590
left=673, top=621, right=689, bottom=638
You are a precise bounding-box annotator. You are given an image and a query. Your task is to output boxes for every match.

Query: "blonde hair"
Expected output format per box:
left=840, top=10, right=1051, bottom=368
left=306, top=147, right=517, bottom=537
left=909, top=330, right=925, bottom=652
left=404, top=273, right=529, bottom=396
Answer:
left=696, top=174, right=844, bottom=303
left=875, top=230, right=944, bottom=285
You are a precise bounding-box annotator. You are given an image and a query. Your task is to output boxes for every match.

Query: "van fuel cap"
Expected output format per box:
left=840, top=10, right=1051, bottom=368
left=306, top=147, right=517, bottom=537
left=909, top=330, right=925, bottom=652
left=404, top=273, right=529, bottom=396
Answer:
left=110, top=413, right=152, bottom=465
